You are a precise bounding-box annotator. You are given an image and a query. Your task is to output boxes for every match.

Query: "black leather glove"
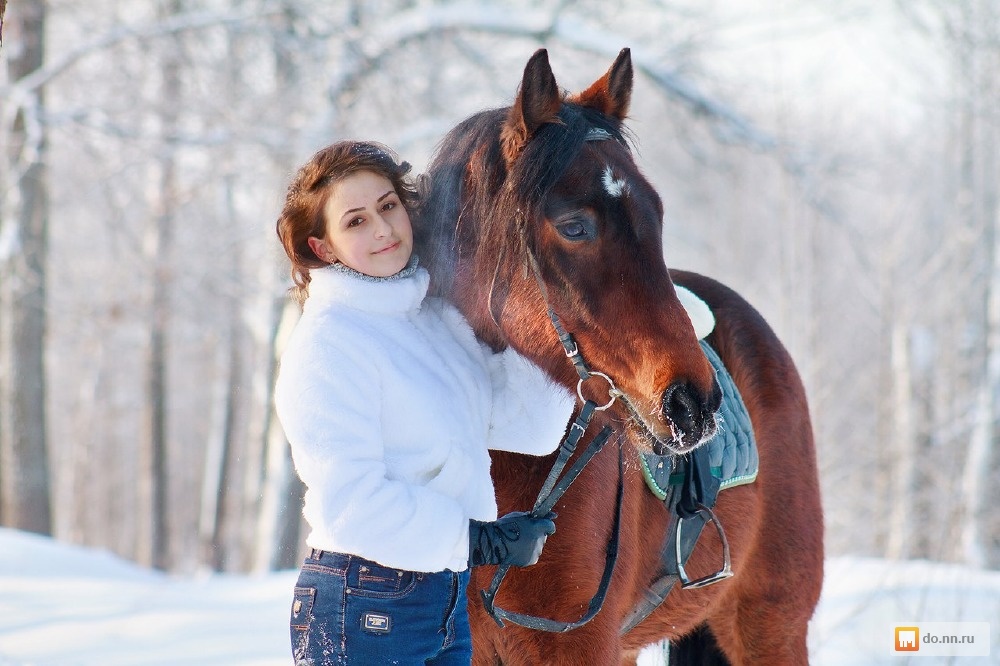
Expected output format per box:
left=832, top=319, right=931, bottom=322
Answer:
left=469, top=511, right=556, bottom=567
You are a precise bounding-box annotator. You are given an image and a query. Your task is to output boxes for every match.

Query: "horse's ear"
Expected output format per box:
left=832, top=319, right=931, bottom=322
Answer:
left=568, top=47, right=632, bottom=120
left=501, top=49, right=562, bottom=164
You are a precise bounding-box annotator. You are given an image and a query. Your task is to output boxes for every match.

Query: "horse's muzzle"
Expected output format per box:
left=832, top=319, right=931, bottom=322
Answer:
left=659, top=378, right=723, bottom=453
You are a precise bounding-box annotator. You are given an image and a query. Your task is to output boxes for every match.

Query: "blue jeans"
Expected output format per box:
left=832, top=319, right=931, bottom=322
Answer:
left=290, top=549, right=472, bottom=665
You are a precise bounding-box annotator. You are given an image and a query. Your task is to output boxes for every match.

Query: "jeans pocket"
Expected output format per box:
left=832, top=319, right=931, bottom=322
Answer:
left=349, top=562, right=417, bottom=598
left=291, top=587, right=315, bottom=629
left=290, top=586, right=315, bottom=664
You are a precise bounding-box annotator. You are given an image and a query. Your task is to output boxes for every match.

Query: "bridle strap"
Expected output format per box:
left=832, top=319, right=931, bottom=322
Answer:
left=480, top=438, right=624, bottom=633
left=478, top=217, right=624, bottom=633
left=533, top=400, right=597, bottom=511
left=526, top=248, right=590, bottom=381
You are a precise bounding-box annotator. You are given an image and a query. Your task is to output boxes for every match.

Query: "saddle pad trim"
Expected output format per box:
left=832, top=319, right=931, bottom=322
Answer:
left=638, top=455, right=669, bottom=501
left=720, top=470, right=758, bottom=490
left=638, top=461, right=757, bottom=501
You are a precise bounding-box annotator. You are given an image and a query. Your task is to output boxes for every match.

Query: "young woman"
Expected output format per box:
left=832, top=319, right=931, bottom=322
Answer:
left=274, top=140, right=576, bottom=665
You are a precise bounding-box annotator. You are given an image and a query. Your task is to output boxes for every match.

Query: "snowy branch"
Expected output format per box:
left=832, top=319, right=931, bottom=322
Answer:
left=330, top=4, right=777, bottom=153
left=0, top=4, right=284, bottom=98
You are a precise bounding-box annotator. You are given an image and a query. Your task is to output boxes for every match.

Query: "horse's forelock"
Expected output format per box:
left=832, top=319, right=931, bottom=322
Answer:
left=503, top=106, right=630, bottom=252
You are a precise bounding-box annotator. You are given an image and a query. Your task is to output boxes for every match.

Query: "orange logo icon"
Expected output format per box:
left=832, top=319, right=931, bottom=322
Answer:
left=895, top=626, right=920, bottom=652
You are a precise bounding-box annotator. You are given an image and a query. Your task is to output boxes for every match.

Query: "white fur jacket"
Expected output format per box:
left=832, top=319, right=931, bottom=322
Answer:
left=274, top=262, right=576, bottom=574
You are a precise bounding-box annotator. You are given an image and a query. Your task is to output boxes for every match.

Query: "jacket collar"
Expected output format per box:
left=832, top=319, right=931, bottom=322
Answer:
left=304, top=258, right=429, bottom=315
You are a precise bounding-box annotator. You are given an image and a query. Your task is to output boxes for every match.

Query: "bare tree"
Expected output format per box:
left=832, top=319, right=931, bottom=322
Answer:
left=886, top=0, right=1000, bottom=567
left=0, top=0, right=7, bottom=47
left=251, top=2, right=312, bottom=572
left=142, top=0, right=187, bottom=571
left=0, top=0, right=52, bottom=535
left=953, top=0, right=1000, bottom=569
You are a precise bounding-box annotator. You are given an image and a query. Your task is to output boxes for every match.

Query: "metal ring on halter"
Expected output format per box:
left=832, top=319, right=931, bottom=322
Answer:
left=577, top=371, right=620, bottom=411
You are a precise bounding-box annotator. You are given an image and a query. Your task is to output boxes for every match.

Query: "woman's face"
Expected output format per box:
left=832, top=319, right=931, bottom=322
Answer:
left=308, top=170, right=413, bottom=277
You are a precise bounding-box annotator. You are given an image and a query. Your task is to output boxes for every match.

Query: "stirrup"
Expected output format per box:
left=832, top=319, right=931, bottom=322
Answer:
left=675, top=503, right=734, bottom=589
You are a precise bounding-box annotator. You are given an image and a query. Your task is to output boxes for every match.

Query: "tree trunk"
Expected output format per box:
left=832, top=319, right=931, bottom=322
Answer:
left=144, top=0, right=185, bottom=570
left=955, top=0, right=998, bottom=568
left=0, top=0, right=52, bottom=536
left=254, top=297, right=305, bottom=572
left=198, top=325, right=232, bottom=570
left=145, top=172, right=173, bottom=571
left=0, top=0, right=8, bottom=47
left=250, top=4, right=309, bottom=573
left=961, top=37, right=997, bottom=566
left=206, top=173, right=246, bottom=573
left=887, top=323, right=915, bottom=559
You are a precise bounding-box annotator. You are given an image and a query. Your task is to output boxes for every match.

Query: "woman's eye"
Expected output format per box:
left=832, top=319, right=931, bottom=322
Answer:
left=346, top=217, right=364, bottom=228
left=382, top=201, right=396, bottom=212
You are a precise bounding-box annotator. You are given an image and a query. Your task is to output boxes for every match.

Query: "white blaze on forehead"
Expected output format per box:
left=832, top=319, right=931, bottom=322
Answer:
left=602, top=165, right=628, bottom=198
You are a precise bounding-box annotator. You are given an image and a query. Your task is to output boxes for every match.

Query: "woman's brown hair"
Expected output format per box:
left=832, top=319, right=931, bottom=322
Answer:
left=276, top=140, right=418, bottom=305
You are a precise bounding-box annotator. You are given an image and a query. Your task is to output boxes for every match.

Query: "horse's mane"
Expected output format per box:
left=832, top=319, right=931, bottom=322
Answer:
left=414, top=102, right=633, bottom=298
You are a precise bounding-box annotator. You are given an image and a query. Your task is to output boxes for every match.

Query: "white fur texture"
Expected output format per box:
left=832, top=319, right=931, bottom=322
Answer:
left=274, top=265, right=575, bottom=573
left=675, top=285, right=716, bottom=340
left=602, top=165, right=628, bottom=198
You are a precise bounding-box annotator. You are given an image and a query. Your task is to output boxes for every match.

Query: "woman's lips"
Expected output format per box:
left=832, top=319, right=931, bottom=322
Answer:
left=373, top=240, right=400, bottom=254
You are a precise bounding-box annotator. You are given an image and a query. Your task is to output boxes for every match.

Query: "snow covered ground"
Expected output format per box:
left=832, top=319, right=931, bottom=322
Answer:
left=0, top=527, right=996, bottom=665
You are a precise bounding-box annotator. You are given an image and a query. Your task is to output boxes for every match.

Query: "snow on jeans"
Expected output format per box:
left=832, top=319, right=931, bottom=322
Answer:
left=290, top=549, right=472, bottom=666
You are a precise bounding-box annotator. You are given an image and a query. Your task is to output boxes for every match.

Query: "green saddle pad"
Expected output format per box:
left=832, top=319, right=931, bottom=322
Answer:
left=639, top=340, right=759, bottom=500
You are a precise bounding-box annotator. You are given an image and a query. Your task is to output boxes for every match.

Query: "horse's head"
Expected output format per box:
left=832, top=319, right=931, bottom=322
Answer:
left=418, top=48, right=720, bottom=454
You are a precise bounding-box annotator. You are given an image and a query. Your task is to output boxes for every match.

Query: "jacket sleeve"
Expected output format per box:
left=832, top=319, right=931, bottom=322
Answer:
left=484, top=346, right=576, bottom=456
left=274, top=334, right=471, bottom=573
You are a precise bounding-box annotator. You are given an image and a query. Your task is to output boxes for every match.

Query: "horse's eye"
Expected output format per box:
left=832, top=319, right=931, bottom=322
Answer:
left=556, top=218, right=595, bottom=241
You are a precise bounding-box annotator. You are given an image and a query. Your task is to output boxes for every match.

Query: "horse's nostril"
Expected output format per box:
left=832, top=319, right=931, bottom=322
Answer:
left=662, top=380, right=721, bottom=442
left=662, top=382, right=700, bottom=433
left=709, top=378, right=723, bottom=414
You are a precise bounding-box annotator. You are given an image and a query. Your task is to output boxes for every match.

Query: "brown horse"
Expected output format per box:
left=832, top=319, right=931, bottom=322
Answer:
left=415, top=48, right=823, bottom=665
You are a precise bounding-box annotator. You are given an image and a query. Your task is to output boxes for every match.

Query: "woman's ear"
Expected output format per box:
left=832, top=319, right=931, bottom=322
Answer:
left=307, top=236, right=336, bottom=263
